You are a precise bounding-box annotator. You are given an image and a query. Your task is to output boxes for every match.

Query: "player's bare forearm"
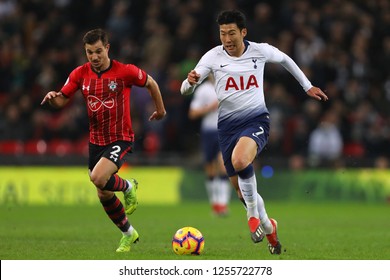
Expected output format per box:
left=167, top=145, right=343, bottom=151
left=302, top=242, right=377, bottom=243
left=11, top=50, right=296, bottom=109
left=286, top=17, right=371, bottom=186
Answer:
left=306, top=86, right=328, bottom=101
left=188, top=108, right=204, bottom=120
left=189, top=101, right=218, bottom=120
left=150, top=95, right=166, bottom=120
left=40, top=91, right=69, bottom=108
left=149, top=91, right=166, bottom=121
left=145, top=75, right=166, bottom=121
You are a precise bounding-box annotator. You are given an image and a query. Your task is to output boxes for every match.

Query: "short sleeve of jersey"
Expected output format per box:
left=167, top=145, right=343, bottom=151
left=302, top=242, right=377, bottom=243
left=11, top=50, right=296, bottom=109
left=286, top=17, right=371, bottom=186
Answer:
left=123, top=64, right=147, bottom=87
left=193, top=49, right=216, bottom=85
left=256, top=43, right=284, bottom=63
left=61, top=66, right=84, bottom=98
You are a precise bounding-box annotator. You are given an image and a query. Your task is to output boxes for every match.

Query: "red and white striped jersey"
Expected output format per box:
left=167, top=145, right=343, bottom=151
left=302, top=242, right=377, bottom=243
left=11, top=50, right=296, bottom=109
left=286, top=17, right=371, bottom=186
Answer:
left=60, top=60, right=147, bottom=145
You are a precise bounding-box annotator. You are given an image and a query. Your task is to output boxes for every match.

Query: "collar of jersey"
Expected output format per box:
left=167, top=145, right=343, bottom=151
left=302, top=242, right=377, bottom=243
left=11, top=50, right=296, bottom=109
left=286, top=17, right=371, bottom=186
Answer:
left=91, top=59, right=113, bottom=77
left=223, top=40, right=250, bottom=56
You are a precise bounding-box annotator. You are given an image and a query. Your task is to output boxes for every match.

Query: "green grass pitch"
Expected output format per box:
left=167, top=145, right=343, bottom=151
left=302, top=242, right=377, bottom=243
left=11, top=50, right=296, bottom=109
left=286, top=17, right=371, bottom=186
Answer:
left=0, top=201, right=389, bottom=260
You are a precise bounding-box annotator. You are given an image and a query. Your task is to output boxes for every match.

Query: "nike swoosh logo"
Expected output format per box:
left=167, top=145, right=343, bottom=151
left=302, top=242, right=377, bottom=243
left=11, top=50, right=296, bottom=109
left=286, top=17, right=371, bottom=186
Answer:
left=220, top=64, right=229, bottom=68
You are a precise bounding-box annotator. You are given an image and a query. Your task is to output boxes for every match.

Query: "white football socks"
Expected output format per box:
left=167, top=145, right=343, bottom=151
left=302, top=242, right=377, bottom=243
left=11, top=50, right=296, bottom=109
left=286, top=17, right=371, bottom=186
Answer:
left=218, top=178, right=231, bottom=206
left=238, top=174, right=259, bottom=219
left=238, top=173, right=273, bottom=234
left=205, top=179, right=214, bottom=204
left=257, top=193, right=273, bottom=234
left=124, top=225, right=134, bottom=236
left=206, top=177, right=231, bottom=207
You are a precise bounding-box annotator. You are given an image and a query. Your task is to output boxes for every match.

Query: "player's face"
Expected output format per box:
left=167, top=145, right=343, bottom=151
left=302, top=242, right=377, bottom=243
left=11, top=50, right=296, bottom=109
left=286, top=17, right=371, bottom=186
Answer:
left=85, top=40, right=110, bottom=72
left=219, top=23, right=247, bottom=57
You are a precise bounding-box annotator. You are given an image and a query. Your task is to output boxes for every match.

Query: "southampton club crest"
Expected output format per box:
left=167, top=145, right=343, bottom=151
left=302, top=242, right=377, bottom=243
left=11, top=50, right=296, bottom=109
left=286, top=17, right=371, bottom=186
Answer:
left=108, top=80, right=118, bottom=92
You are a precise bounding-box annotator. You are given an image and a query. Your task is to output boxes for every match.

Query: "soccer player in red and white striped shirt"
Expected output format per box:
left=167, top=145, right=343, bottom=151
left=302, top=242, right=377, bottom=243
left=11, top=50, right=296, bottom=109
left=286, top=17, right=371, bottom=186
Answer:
left=41, top=29, right=166, bottom=252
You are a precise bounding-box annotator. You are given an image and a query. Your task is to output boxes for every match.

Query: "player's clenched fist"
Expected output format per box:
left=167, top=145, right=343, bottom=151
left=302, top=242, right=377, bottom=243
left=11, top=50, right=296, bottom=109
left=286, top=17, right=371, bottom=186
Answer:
left=187, top=70, right=201, bottom=86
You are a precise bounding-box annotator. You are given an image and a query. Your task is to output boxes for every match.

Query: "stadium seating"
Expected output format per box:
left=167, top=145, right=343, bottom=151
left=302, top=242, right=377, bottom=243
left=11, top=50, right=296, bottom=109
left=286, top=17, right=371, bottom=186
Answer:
left=47, top=139, right=74, bottom=157
left=0, top=140, right=24, bottom=155
left=73, top=136, right=89, bottom=158
left=23, top=139, right=48, bottom=155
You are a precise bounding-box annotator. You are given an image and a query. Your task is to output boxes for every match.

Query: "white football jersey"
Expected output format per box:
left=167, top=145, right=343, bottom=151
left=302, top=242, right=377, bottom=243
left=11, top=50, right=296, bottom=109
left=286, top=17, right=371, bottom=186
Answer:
left=189, top=80, right=218, bottom=131
left=181, top=41, right=312, bottom=130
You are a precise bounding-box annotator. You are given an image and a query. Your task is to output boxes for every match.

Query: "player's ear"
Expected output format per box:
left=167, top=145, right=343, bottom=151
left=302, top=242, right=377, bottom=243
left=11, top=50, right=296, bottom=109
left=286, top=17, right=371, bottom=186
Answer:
left=105, top=43, right=110, bottom=52
left=241, top=28, right=247, bottom=38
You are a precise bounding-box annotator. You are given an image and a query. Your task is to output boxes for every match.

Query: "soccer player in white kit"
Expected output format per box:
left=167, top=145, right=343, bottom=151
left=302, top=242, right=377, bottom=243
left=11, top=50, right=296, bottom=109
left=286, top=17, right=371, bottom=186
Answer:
left=188, top=75, right=231, bottom=216
left=181, top=10, right=328, bottom=255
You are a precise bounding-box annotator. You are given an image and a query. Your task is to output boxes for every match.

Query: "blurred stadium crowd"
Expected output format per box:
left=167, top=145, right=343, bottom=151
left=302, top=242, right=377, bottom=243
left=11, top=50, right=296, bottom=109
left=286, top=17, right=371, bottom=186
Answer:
left=0, top=0, right=390, bottom=168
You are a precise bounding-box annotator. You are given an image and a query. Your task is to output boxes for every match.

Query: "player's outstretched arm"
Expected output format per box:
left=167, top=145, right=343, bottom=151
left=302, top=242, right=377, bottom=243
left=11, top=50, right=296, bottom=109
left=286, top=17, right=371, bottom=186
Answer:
left=180, top=70, right=201, bottom=96
left=187, top=70, right=201, bottom=86
left=40, top=91, right=69, bottom=108
left=306, top=86, right=328, bottom=101
left=145, top=75, right=166, bottom=121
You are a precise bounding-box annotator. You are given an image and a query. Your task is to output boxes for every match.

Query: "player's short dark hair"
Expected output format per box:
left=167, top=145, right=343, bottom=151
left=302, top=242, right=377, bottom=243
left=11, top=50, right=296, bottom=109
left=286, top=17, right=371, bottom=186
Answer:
left=83, top=29, right=109, bottom=46
left=216, top=10, right=247, bottom=30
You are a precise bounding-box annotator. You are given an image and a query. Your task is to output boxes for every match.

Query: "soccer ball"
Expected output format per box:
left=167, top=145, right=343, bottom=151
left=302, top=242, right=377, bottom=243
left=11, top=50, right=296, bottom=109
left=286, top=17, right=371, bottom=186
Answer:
left=172, top=226, right=205, bottom=255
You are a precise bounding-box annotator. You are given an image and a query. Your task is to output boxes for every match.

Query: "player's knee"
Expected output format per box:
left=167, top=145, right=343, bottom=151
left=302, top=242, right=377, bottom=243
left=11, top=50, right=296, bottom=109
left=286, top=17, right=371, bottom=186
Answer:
left=89, top=172, right=107, bottom=189
left=232, top=156, right=250, bottom=172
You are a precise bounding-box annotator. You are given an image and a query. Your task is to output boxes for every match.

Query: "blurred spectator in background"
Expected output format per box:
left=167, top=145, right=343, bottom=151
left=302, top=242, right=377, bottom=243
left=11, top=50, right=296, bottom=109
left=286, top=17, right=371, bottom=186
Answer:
left=1, top=0, right=390, bottom=168
left=188, top=75, right=231, bottom=216
left=308, top=110, right=344, bottom=168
